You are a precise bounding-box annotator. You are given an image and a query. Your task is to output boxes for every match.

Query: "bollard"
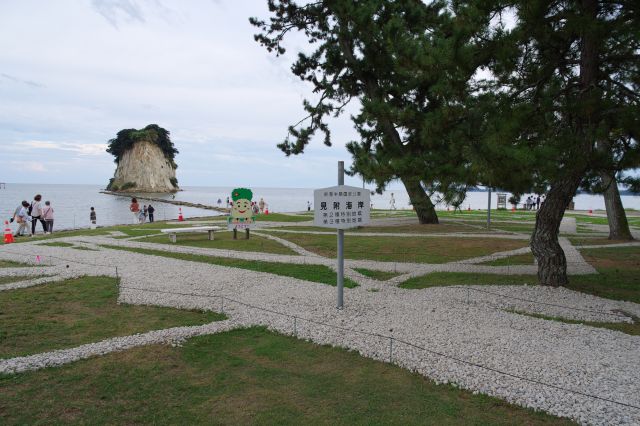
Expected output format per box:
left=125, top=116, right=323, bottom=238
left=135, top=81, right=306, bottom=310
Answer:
left=221, top=296, right=224, bottom=314
left=293, top=316, right=297, bottom=337
left=115, top=266, right=119, bottom=279
left=389, top=337, right=393, bottom=363
left=467, top=288, right=470, bottom=304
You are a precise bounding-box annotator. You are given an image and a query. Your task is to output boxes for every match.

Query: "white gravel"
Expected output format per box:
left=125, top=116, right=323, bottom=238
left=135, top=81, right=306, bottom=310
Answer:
left=0, top=237, right=638, bottom=425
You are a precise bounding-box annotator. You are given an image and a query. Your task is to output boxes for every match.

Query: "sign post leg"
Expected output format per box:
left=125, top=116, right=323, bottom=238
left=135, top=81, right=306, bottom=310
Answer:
left=487, top=188, right=492, bottom=229
left=337, top=161, right=344, bottom=309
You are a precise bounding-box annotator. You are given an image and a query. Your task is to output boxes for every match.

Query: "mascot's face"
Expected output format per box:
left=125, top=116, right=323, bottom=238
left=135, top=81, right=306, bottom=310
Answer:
left=232, top=198, right=253, bottom=220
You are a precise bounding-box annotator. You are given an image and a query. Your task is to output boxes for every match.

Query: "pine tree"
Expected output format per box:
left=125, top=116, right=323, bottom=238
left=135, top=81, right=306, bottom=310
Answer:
left=484, top=0, right=640, bottom=285
left=250, top=1, right=495, bottom=223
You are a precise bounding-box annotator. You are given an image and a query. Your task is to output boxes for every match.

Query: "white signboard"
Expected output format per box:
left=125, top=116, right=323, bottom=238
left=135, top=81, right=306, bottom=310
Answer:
left=314, top=185, right=370, bottom=229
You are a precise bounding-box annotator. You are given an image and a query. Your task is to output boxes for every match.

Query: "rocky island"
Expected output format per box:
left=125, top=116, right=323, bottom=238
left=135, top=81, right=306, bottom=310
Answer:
left=105, top=124, right=179, bottom=193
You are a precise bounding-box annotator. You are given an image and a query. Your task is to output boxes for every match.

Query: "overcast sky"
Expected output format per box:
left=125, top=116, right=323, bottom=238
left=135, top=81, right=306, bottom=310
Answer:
left=0, top=0, right=372, bottom=188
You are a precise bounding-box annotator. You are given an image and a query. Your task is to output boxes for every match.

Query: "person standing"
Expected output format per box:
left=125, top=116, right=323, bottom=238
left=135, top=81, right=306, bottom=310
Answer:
left=14, top=201, right=31, bottom=237
left=129, top=198, right=140, bottom=224
left=42, top=201, right=54, bottom=234
left=389, top=193, right=396, bottom=210
left=307, top=201, right=311, bottom=211
left=30, top=194, right=47, bottom=235
left=226, top=196, right=230, bottom=208
left=536, top=196, right=541, bottom=210
left=217, top=198, right=222, bottom=207
left=258, top=197, right=266, bottom=213
left=147, top=204, right=155, bottom=223
left=90, top=207, right=97, bottom=228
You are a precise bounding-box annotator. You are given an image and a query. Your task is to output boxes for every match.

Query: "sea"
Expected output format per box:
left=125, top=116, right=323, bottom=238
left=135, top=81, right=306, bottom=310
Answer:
left=1, top=183, right=639, bottom=231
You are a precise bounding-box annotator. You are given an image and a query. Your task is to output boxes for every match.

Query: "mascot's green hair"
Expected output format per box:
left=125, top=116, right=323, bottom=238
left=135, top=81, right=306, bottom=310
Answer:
left=231, top=188, right=253, bottom=201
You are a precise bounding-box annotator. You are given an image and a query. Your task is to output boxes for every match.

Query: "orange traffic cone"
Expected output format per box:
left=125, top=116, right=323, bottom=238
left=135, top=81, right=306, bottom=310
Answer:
left=178, top=208, right=184, bottom=221
left=4, top=221, right=14, bottom=244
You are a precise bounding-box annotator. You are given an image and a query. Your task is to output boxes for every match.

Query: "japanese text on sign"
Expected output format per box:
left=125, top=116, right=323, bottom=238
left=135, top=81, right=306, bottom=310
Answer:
left=313, top=185, right=370, bottom=229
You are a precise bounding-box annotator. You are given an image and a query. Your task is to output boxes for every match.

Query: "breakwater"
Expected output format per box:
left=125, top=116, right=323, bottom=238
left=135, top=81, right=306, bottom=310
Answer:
left=100, top=191, right=230, bottom=214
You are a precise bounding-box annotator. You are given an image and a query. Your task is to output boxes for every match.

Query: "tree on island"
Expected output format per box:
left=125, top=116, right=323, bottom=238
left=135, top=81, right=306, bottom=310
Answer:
left=106, top=124, right=179, bottom=168
left=105, top=124, right=180, bottom=192
left=251, top=1, right=495, bottom=224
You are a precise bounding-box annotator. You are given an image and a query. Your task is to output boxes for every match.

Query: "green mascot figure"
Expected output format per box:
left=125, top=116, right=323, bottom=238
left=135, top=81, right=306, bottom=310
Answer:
left=227, top=188, right=256, bottom=235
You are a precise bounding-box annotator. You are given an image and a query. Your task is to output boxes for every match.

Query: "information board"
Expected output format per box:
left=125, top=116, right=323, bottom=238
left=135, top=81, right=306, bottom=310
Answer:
left=313, top=185, right=370, bottom=229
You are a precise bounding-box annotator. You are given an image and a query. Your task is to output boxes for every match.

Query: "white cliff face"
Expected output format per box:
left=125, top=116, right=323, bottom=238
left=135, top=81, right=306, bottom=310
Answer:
left=111, top=140, right=178, bottom=192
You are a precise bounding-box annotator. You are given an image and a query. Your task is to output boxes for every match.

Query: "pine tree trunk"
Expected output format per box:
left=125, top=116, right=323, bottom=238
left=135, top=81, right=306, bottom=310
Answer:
left=600, top=171, right=634, bottom=240
left=531, top=174, right=582, bottom=287
left=400, top=176, right=439, bottom=224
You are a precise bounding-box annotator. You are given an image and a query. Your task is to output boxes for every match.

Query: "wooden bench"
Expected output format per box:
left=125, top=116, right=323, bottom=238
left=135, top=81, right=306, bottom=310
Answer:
left=160, top=226, right=223, bottom=243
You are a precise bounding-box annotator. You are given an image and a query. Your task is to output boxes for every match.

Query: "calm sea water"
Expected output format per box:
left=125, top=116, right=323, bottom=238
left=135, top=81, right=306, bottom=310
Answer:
left=1, top=183, right=638, bottom=231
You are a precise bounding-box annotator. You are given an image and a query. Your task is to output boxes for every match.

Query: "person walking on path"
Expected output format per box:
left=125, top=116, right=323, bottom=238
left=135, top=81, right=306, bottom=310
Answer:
left=129, top=198, right=140, bottom=224
left=14, top=201, right=31, bottom=237
left=307, top=201, right=311, bottom=211
left=29, top=194, right=47, bottom=236
left=42, top=201, right=54, bottom=234
left=536, top=196, right=541, bottom=210
left=258, top=197, right=266, bottom=214
left=90, top=207, right=97, bottom=228
left=389, top=193, right=396, bottom=210
left=147, top=204, right=155, bottom=223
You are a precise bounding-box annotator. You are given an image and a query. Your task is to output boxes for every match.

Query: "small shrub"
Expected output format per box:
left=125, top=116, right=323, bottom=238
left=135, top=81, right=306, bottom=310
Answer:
left=121, top=182, right=137, bottom=191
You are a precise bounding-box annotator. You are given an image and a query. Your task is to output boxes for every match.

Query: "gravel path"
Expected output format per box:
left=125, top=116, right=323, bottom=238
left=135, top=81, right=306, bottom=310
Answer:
left=1, top=237, right=639, bottom=425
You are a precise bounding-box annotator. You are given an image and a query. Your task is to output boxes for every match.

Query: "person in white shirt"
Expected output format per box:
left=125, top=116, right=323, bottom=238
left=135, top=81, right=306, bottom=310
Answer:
left=14, top=201, right=31, bottom=237
left=389, top=193, right=396, bottom=210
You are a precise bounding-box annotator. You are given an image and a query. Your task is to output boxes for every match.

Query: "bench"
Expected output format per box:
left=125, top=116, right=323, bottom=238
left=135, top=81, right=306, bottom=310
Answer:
left=160, top=226, right=223, bottom=243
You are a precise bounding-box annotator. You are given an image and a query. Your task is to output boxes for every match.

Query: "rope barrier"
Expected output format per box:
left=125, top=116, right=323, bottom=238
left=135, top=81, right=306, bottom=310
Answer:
left=117, top=284, right=640, bottom=411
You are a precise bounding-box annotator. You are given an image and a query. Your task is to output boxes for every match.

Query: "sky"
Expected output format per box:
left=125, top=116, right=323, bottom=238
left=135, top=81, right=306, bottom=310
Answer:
left=0, top=0, right=371, bottom=188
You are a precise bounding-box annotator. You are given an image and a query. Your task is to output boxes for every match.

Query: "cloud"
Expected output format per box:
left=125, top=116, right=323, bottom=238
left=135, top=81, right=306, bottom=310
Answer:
left=91, top=0, right=145, bottom=28
left=12, top=141, right=107, bottom=156
left=0, top=73, right=44, bottom=88
left=10, top=161, right=47, bottom=172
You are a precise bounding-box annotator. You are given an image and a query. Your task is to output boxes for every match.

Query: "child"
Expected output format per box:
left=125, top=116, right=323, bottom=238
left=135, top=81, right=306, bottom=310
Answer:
left=90, top=207, right=97, bottom=229
left=42, top=201, right=54, bottom=234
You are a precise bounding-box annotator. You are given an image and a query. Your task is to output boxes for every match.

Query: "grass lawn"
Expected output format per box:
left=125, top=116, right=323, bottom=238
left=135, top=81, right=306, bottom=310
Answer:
left=0, top=275, right=44, bottom=285
left=255, top=213, right=312, bottom=222
left=139, top=231, right=295, bottom=255
left=38, top=241, right=74, bottom=247
left=276, top=233, right=528, bottom=263
left=0, top=276, right=225, bottom=359
left=101, top=245, right=358, bottom=288
left=569, top=237, right=634, bottom=246
left=509, top=310, right=640, bottom=336
left=482, top=253, right=535, bottom=266
left=0, top=327, right=571, bottom=425
left=354, top=268, right=403, bottom=281
left=401, top=247, right=640, bottom=303
left=576, top=247, right=640, bottom=303
left=400, top=272, right=538, bottom=289
left=489, top=223, right=536, bottom=234
left=265, top=222, right=497, bottom=234
left=0, top=259, right=33, bottom=268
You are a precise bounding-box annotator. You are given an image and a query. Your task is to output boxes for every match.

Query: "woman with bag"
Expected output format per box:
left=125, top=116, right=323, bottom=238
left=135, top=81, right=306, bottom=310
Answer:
left=42, top=201, right=54, bottom=234
left=30, top=194, right=47, bottom=236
